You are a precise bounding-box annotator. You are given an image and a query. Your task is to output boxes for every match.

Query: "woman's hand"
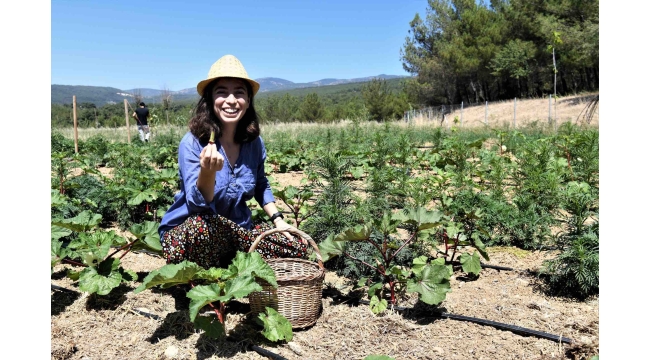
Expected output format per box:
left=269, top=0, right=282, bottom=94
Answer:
left=273, top=218, right=304, bottom=245
left=199, top=143, right=224, bottom=173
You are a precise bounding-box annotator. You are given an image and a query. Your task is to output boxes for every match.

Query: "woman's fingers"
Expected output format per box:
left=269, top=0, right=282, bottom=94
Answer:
left=200, top=144, right=224, bottom=171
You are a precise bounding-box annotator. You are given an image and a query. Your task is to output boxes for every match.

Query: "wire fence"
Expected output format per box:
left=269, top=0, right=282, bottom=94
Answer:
left=403, top=94, right=599, bottom=129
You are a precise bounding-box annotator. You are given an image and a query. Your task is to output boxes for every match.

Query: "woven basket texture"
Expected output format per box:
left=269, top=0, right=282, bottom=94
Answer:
left=248, top=228, right=325, bottom=329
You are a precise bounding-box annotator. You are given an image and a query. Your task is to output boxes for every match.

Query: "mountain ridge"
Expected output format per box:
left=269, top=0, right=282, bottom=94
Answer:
left=52, top=74, right=409, bottom=105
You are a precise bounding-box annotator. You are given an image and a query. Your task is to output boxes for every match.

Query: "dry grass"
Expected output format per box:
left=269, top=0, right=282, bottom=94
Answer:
left=52, top=93, right=599, bottom=143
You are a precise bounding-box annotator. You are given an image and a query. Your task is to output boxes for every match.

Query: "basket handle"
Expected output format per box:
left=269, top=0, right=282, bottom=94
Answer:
left=249, top=226, right=324, bottom=270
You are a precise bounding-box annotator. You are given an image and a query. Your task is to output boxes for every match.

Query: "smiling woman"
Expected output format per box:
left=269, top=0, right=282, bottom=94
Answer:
left=158, top=54, right=308, bottom=269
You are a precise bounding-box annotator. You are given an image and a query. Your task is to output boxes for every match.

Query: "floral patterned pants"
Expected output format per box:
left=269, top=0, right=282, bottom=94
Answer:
left=160, top=213, right=308, bottom=269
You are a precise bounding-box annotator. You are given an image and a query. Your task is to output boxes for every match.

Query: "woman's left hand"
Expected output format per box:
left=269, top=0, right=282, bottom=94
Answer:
left=273, top=219, right=302, bottom=244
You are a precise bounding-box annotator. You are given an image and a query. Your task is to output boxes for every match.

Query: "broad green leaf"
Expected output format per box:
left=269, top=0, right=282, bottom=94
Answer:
left=334, top=224, right=372, bottom=242
left=356, top=277, right=368, bottom=288
left=120, top=268, right=138, bottom=282
left=471, top=232, right=490, bottom=261
left=318, top=233, right=345, bottom=262
left=387, top=265, right=409, bottom=278
left=460, top=252, right=482, bottom=275
left=129, top=221, right=163, bottom=253
left=195, top=268, right=226, bottom=282
left=369, top=295, right=387, bottom=314
left=367, top=282, right=383, bottom=298
left=66, top=269, right=81, bottom=281
left=134, top=260, right=204, bottom=293
left=51, top=190, right=67, bottom=207
left=364, top=356, right=396, bottom=360
left=376, top=212, right=400, bottom=236
left=193, top=315, right=226, bottom=339
left=78, top=259, right=123, bottom=295
left=221, top=276, right=262, bottom=301
left=393, top=207, right=443, bottom=231
left=225, top=252, right=277, bottom=287
left=127, top=189, right=158, bottom=206
left=187, top=283, right=223, bottom=321
left=258, top=307, right=293, bottom=342
left=412, top=255, right=428, bottom=276
left=407, top=264, right=452, bottom=305
left=51, top=210, right=102, bottom=232
left=51, top=225, right=72, bottom=241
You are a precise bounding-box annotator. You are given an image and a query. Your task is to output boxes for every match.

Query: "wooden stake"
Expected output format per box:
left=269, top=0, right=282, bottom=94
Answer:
left=73, top=95, right=78, bottom=154
left=124, top=99, right=131, bottom=144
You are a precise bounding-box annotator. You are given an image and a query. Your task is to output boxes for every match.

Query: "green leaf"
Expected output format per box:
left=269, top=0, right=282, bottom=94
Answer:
left=334, top=224, right=372, bottom=242
left=460, top=252, right=482, bottom=275
left=78, top=259, right=123, bottom=295
left=193, top=315, right=226, bottom=339
left=369, top=295, right=387, bottom=314
left=187, top=283, right=223, bottom=321
left=258, top=307, right=293, bottom=342
left=134, top=260, right=204, bottom=293
left=406, top=264, right=452, bottom=305
left=127, top=189, right=158, bottom=206
left=51, top=210, right=102, bottom=232
left=367, top=282, right=383, bottom=298
left=412, top=255, right=428, bottom=276
left=129, top=221, right=163, bottom=253
left=376, top=212, right=400, bottom=236
left=318, top=233, right=345, bottom=262
left=393, top=207, right=443, bottom=231
left=221, top=276, right=262, bottom=301
left=51, top=224, right=72, bottom=241
left=195, top=268, right=226, bottom=282
left=225, top=252, right=277, bottom=287
left=364, top=356, right=396, bottom=360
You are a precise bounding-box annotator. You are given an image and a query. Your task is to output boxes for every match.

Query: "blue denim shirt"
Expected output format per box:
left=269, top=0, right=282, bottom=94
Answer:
left=158, top=132, right=275, bottom=237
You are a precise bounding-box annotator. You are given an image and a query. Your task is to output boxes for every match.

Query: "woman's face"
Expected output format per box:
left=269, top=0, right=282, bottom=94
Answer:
left=212, top=77, right=249, bottom=124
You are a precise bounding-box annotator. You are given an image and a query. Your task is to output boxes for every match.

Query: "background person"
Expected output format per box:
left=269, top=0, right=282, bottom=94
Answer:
left=158, top=54, right=307, bottom=269
left=132, top=102, right=151, bottom=142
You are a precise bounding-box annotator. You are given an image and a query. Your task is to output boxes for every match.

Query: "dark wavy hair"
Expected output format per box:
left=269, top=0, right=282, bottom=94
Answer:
left=188, top=77, right=260, bottom=143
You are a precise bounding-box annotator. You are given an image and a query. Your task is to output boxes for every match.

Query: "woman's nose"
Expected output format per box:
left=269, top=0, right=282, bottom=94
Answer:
left=226, top=93, right=237, bottom=103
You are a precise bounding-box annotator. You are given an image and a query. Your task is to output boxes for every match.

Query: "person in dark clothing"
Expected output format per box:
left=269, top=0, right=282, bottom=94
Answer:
left=132, top=102, right=151, bottom=142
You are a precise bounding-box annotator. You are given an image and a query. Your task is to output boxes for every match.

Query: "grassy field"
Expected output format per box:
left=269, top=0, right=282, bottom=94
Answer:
left=52, top=92, right=599, bottom=143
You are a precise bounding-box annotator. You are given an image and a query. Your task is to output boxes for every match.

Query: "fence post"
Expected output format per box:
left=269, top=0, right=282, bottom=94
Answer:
left=73, top=95, right=78, bottom=154
left=124, top=99, right=131, bottom=144
left=460, top=101, right=463, bottom=127
left=513, top=97, right=517, bottom=128
left=484, top=101, right=488, bottom=125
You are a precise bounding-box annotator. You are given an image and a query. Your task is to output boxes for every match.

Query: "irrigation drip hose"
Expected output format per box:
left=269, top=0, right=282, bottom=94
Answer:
left=356, top=299, right=573, bottom=344
left=51, top=284, right=287, bottom=360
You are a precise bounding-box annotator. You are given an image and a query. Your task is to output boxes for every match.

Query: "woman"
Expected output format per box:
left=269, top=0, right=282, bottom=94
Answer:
left=158, top=54, right=307, bottom=269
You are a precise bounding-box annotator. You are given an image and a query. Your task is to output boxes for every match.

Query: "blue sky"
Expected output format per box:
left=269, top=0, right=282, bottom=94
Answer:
left=52, top=0, right=429, bottom=91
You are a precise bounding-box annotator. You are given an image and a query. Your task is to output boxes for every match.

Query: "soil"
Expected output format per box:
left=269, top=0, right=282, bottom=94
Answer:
left=51, top=170, right=600, bottom=360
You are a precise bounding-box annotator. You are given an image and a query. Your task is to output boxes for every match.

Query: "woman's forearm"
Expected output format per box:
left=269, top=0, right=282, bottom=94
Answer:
left=196, top=169, right=217, bottom=203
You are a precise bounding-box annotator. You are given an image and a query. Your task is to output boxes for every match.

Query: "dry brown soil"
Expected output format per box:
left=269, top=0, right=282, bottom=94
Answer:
left=52, top=169, right=599, bottom=360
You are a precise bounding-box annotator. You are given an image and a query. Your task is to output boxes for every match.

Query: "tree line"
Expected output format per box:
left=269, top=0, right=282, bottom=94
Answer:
left=401, top=0, right=598, bottom=106
left=51, top=78, right=412, bottom=128
left=51, top=0, right=598, bottom=127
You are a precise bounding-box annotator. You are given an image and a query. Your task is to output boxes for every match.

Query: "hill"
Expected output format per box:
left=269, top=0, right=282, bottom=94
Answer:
left=51, top=75, right=409, bottom=106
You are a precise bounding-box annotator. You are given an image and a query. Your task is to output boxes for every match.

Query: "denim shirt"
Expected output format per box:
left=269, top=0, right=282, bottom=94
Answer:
left=158, top=132, right=275, bottom=237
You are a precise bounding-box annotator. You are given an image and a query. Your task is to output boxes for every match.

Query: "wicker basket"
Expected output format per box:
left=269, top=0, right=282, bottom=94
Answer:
left=248, top=227, right=325, bottom=329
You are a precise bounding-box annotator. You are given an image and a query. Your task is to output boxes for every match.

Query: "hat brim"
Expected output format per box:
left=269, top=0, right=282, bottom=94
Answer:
left=196, top=77, right=260, bottom=97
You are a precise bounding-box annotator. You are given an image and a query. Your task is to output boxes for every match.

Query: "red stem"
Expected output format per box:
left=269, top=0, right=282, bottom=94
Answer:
left=189, top=281, right=224, bottom=324
left=342, top=252, right=383, bottom=275
left=107, top=239, right=139, bottom=259
left=62, top=258, right=87, bottom=267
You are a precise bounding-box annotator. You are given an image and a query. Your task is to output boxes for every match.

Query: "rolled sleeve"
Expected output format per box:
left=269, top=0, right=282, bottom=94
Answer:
left=179, top=134, right=213, bottom=213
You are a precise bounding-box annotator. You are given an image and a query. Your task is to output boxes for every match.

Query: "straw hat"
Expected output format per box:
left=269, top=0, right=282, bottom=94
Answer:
left=196, top=55, right=260, bottom=97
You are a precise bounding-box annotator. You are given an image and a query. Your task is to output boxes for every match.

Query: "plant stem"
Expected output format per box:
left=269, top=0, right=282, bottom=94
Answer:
left=107, top=239, right=140, bottom=260
left=342, top=252, right=382, bottom=275
left=388, top=231, right=418, bottom=264
left=62, top=258, right=87, bottom=267
left=189, top=281, right=225, bottom=324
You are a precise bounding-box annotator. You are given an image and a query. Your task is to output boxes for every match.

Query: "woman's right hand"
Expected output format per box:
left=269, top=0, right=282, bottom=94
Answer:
left=199, top=143, right=224, bottom=173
